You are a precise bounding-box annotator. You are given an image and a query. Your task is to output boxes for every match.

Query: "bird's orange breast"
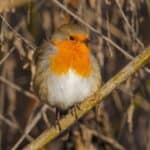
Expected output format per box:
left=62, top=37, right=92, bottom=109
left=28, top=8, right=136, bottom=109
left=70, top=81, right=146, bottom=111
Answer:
left=49, top=40, right=92, bottom=77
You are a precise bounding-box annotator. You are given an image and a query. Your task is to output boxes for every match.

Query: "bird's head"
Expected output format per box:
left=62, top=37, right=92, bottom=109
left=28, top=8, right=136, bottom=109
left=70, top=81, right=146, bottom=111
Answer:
left=51, top=24, right=88, bottom=42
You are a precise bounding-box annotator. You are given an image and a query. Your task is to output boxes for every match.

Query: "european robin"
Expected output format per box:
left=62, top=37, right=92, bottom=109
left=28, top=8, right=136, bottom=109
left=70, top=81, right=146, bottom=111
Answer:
left=34, top=24, right=101, bottom=110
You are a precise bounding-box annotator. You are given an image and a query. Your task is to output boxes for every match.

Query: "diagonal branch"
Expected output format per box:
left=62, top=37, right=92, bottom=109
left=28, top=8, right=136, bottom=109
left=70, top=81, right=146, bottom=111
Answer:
left=24, top=47, right=150, bottom=150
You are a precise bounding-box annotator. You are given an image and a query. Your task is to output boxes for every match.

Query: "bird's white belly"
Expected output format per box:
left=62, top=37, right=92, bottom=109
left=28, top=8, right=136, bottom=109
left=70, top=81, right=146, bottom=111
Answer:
left=47, top=69, right=95, bottom=109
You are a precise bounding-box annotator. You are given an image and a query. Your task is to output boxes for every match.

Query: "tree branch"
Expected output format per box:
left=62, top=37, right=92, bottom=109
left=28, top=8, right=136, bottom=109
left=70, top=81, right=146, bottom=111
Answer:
left=24, top=47, right=150, bottom=150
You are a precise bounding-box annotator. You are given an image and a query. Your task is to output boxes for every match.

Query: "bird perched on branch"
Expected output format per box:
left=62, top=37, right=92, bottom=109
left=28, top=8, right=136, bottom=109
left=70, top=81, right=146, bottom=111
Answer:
left=34, top=24, right=101, bottom=110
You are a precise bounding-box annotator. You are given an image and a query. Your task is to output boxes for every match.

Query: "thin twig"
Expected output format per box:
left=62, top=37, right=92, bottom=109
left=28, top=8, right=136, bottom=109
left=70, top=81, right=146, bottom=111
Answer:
left=52, top=0, right=101, bottom=35
left=0, top=47, right=15, bottom=66
left=115, top=0, right=144, bottom=47
left=0, top=114, right=33, bottom=142
left=80, top=124, right=125, bottom=150
left=12, top=105, right=48, bottom=150
left=0, top=76, right=37, bottom=100
left=92, top=130, right=125, bottom=150
left=0, top=114, right=18, bottom=129
left=24, top=47, right=150, bottom=150
left=0, top=15, right=36, bottom=50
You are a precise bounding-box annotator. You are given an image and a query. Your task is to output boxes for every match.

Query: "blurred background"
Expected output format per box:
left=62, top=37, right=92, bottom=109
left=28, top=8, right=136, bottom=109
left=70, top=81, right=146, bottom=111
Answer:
left=0, top=0, right=150, bottom=149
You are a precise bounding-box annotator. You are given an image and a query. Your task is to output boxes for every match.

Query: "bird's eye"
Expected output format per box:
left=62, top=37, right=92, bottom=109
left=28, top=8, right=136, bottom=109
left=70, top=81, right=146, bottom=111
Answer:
left=69, top=36, right=74, bottom=40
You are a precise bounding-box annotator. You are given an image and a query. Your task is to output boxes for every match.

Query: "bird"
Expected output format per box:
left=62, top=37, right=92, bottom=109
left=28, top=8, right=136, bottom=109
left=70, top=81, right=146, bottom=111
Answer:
left=34, top=24, right=101, bottom=110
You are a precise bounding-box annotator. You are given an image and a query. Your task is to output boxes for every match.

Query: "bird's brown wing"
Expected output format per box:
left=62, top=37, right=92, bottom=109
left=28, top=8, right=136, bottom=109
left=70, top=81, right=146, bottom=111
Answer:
left=33, top=42, right=57, bottom=102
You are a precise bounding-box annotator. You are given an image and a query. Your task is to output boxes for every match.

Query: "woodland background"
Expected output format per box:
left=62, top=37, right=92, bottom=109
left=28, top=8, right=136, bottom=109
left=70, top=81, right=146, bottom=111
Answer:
left=0, top=0, right=150, bottom=150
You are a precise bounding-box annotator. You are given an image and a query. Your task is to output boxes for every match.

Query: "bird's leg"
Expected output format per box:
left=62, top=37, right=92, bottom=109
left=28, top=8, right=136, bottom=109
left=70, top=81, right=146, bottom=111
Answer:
left=69, top=104, right=81, bottom=120
left=76, top=103, right=81, bottom=111
left=55, top=108, right=62, bottom=131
